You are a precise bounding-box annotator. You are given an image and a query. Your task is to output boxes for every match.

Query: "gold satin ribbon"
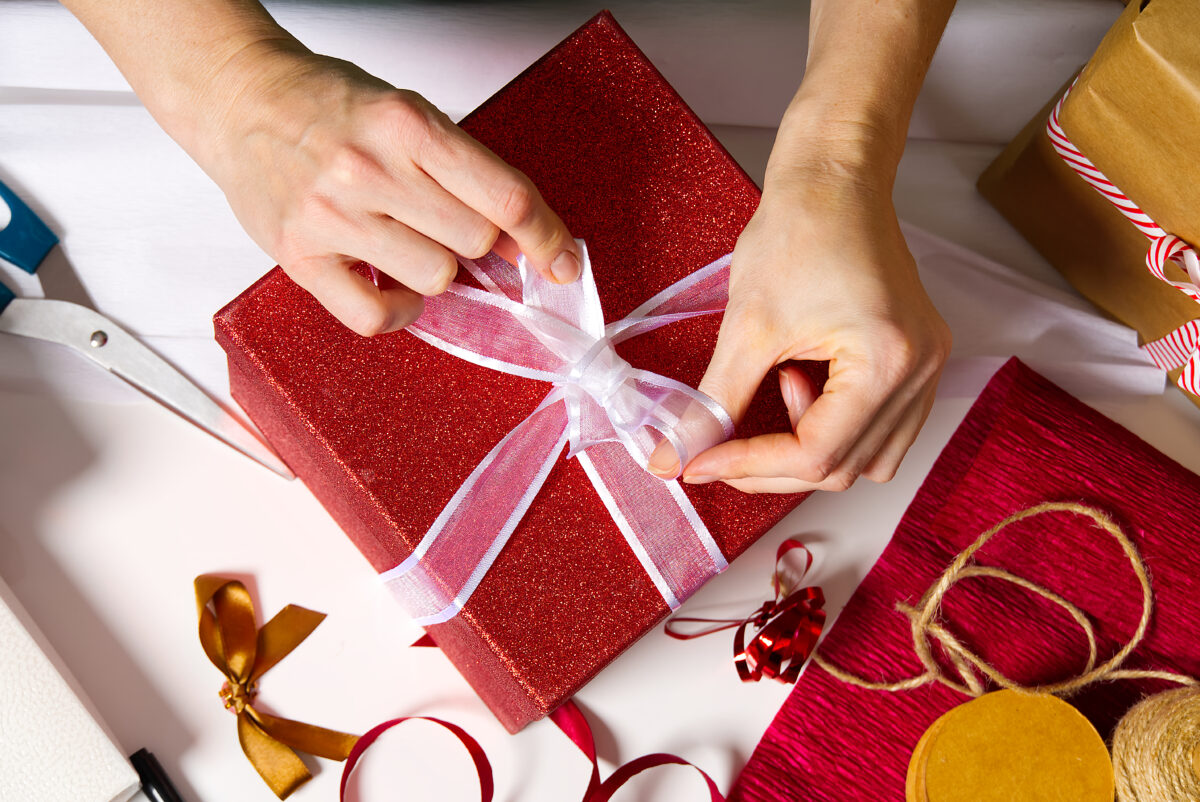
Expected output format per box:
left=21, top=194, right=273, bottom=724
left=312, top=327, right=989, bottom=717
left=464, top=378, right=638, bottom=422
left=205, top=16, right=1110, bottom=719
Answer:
left=195, top=575, right=360, bottom=798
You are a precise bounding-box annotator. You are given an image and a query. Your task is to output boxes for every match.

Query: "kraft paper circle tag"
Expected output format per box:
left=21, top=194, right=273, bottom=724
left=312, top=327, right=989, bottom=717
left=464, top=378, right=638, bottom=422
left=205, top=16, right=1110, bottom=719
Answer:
left=906, top=707, right=953, bottom=802
left=907, top=690, right=1113, bottom=802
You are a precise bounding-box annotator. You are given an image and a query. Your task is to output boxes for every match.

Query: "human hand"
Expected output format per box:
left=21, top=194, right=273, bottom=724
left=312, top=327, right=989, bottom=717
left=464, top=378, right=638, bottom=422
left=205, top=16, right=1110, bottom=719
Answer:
left=652, top=154, right=951, bottom=493
left=187, top=42, right=581, bottom=335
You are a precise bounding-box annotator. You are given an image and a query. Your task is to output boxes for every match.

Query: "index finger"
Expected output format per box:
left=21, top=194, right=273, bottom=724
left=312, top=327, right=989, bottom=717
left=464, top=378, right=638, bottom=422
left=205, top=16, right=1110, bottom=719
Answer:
left=417, top=124, right=580, bottom=283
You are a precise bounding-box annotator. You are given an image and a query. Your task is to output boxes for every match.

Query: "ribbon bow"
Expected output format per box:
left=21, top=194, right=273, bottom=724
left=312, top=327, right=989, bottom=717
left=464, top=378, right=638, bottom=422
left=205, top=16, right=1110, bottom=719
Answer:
left=381, top=243, right=738, bottom=624
left=1047, top=87, right=1200, bottom=396
left=665, top=539, right=826, bottom=683
left=195, top=575, right=359, bottom=798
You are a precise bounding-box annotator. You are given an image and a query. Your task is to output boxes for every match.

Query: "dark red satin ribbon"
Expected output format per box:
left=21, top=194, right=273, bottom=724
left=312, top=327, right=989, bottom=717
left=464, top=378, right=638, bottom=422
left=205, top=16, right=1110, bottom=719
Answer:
left=665, top=539, right=825, bottom=683
left=550, top=700, right=724, bottom=802
left=339, top=715, right=494, bottom=801
left=342, top=639, right=724, bottom=800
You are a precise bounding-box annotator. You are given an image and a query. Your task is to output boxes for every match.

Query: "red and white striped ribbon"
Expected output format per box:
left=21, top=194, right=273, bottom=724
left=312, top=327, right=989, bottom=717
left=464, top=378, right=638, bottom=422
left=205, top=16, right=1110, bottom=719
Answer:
left=1046, top=85, right=1200, bottom=396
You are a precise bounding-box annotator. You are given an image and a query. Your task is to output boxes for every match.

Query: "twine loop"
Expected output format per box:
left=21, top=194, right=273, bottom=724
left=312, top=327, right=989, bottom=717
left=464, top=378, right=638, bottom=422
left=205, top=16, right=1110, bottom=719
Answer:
left=814, top=501, right=1197, bottom=697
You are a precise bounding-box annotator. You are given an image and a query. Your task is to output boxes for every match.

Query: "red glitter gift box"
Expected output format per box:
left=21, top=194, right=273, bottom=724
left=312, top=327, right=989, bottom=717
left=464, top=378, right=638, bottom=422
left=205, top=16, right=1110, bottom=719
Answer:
left=215, top=11, right=806, bottom=732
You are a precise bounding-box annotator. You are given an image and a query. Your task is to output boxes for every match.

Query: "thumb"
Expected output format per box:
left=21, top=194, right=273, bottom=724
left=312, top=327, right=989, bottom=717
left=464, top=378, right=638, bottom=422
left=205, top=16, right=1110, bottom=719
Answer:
left=647, top=323, right=771, bottom=477
left=697, top=320, right=775, bottom=431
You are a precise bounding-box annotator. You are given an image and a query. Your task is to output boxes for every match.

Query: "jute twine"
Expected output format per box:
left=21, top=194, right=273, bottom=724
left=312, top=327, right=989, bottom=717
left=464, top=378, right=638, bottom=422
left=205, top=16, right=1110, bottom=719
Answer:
left=812, top=501, right=1198, bottom=800
left=1112, top=687, right=1200, bottom=801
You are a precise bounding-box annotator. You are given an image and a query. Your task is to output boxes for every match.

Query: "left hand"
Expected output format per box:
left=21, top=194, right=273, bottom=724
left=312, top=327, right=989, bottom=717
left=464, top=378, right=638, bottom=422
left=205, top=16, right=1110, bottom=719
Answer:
left=651, top=152, right=951, bottom=494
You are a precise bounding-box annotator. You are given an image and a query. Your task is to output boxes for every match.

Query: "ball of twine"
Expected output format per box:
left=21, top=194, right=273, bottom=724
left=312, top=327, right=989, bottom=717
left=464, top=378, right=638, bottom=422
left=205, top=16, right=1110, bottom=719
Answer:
left=1112, top=686, right=1200, bottom=802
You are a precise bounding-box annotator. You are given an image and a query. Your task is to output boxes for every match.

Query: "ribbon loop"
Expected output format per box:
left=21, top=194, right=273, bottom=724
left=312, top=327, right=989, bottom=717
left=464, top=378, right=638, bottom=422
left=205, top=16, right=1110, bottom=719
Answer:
left=195, top=576, right=359, bottom=799
left=383, top=242, right=740, bottom=623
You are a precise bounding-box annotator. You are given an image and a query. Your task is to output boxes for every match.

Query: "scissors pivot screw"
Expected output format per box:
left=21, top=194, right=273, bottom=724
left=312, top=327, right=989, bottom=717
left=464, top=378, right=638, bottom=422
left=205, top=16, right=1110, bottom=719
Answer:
left=89, top=330, right=108, bottom=348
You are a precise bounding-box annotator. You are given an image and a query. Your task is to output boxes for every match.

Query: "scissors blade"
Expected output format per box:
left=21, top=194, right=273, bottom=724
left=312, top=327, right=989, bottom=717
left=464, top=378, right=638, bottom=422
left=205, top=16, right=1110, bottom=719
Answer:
left=0, top=298, right=294, bottom=479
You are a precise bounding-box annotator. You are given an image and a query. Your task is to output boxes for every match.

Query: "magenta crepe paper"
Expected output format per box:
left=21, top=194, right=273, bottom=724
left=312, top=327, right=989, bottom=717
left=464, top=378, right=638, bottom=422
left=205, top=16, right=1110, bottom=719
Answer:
left=730, top=358, right=1200, bottom=801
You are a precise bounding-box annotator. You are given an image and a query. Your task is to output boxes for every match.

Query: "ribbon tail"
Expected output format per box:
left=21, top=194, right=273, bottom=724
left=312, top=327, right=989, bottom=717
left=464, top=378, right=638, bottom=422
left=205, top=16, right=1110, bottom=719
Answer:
left=1183, top=350, right=1200, bottom=396
left=550, top=701, right=602, bottom=799
left=552, top=701, right=724, bottom=802
left=251, top=605, right=327, bottom=683
left=250, top=706, right=359, bottom=761
left=577, top=442, right=727, bottom=610
left=1142, top=320, right=1200, bottom=396
left=237, top=712, right=312, bottom=799
left=380, top=395, right=571, bottom=624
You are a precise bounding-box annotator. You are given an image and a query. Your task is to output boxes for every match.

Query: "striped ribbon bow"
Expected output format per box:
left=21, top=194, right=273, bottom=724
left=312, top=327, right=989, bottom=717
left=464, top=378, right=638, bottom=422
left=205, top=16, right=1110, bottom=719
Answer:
left=1047, top=86, right=1200, bottom=396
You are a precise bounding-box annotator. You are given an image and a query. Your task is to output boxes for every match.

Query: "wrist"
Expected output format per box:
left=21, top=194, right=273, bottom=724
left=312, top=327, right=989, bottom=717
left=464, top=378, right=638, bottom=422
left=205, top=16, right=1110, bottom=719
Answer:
left=180, top=36, right=322, bottom=172
left=767, top=94, right=905, bottom=191
left=151, top=29, right=308, bottom=162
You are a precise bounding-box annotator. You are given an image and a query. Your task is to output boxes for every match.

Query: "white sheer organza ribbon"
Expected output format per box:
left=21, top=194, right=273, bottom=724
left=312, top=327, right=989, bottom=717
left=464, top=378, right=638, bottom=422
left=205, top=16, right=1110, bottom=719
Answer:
left=379, top=241, right=736, bottom=625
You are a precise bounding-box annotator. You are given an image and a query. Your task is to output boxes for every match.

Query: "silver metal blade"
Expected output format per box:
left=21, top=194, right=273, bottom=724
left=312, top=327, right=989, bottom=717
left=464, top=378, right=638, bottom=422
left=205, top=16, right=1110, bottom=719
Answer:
left=1, top=298, right=294, bottom=479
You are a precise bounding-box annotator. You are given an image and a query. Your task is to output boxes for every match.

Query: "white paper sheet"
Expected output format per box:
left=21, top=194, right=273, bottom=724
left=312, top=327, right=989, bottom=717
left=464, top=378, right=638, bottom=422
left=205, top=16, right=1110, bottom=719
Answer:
left=0, top=574, right=139, bottom=802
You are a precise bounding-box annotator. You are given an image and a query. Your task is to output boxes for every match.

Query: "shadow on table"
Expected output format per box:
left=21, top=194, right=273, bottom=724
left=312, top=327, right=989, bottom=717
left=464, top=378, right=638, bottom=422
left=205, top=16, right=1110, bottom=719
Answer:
left=0, top=280, right=199, bottom=801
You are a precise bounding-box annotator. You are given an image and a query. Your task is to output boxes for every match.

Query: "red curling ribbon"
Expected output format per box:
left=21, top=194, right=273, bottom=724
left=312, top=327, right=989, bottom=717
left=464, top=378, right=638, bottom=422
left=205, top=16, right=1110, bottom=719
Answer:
left=665, top=539, right=825, bottom=683
left=338, top=702, right=724, bottom=801
left=550, top=701, right=725, bottom=802
left=338, top=716, right=494, bottom=801
left=346, top=631, right=727, bottom=799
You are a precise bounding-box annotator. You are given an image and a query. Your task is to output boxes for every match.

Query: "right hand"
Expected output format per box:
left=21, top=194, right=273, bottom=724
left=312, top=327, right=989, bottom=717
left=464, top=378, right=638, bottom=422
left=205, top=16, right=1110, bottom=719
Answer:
left=188, top=42, right=580, bottom=335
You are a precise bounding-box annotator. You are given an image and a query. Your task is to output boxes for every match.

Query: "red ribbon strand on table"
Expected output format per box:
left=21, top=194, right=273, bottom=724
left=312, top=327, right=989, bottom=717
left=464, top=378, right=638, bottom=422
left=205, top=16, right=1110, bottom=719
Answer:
left=550, top=701, right=725, bottom=802
left=338, top=715, right=494, bottom=801
left=339, top=643, right=728, bottom=800
left=665, top=539, right=826, bottom=684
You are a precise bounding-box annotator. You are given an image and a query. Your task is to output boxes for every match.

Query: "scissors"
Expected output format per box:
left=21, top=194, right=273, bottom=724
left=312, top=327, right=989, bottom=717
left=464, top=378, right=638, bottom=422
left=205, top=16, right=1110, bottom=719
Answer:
left=0, top=179, right=293, bottom=479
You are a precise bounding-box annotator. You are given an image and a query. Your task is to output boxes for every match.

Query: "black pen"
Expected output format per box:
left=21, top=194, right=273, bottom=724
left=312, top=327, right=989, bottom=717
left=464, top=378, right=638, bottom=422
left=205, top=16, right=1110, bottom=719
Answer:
left=130, top=748, right=185, bottom=802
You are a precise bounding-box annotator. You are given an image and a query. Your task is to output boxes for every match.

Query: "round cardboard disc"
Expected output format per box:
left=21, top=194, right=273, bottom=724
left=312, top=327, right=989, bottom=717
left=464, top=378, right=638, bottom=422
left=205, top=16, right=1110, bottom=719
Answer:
left=907, top=707, right=953, bottom=802
left=921, top=690, right=1113, bottom=802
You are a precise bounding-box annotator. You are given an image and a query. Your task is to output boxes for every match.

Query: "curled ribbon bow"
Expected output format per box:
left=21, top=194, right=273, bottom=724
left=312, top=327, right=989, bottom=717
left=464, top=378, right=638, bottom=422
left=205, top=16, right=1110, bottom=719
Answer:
left=665, top=539, right=826, bottom=683
left=380, top=243, right=738, bottom=624
left=195, top=575, right=359, bottom=798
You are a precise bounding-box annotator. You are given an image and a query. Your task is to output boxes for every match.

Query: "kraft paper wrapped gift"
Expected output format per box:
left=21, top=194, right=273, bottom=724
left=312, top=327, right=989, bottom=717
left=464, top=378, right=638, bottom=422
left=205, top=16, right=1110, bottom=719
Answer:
left=978, top=0, right=1200, bottom=406
left=215, top=12, right=811, bottom=733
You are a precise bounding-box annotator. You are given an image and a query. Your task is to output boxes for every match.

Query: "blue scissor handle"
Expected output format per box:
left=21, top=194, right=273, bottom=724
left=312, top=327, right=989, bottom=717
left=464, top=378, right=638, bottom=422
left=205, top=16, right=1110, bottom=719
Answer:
left=0, top=179, right=59, bottom=276
left=0, top=281, right=12, bottom=314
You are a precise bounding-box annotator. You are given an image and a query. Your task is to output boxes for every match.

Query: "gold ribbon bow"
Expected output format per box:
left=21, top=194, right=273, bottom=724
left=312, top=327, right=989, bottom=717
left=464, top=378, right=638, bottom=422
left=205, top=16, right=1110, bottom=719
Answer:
left=195, top=575, right=360, bottom=798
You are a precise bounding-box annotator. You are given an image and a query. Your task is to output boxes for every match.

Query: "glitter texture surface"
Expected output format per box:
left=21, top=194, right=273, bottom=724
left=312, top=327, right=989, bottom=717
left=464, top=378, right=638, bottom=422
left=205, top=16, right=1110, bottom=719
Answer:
left=214, top=11, right=809, bottom=733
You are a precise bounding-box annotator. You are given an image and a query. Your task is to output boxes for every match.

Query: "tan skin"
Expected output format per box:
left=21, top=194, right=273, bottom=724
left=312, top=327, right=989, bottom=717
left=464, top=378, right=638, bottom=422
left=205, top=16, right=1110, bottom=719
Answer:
left=63, top=0, right=955, bottom=495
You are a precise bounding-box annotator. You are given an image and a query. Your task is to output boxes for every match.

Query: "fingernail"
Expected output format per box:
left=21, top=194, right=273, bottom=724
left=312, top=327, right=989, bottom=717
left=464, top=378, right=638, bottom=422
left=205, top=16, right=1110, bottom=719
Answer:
left=780, top=370, right=796, bottom=409
left=550, top=250, right=580, bottom=284
left=648, top=460, right=680, bottom=478
left=682, top=475, right=719, bottom=485
left=647, top=444, right=680, bottom=477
